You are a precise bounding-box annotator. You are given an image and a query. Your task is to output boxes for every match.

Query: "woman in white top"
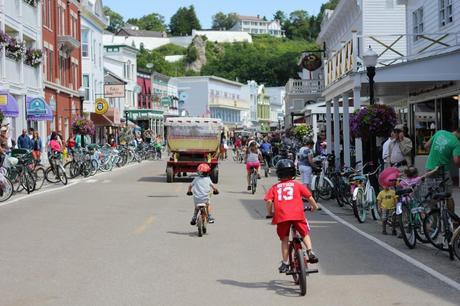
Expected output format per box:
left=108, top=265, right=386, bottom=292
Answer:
left=244, top=141, right=262, bottom=191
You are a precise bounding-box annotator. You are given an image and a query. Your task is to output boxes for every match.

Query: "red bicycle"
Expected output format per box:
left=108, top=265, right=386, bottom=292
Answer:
left=284, top=224, right=319, bottom=296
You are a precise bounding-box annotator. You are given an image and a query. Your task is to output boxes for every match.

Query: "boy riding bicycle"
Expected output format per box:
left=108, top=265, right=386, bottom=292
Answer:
left=188, top=163, right=218, bottom=225
left=264, top=159, right=319, bottom=273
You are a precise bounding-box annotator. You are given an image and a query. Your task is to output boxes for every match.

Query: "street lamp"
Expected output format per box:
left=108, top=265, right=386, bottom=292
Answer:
left=363, top=45, right=379, bottom=191
left=77, top=86, right=86, bottom=117
left=124, top=110, right=129, bottom=128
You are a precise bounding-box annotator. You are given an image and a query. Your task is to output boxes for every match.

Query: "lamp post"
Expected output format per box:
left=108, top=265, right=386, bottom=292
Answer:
left=124, top=110, right=129, bottom=128
left=278, top=119, right=281, bottom=131
left=363, top=46, right=379, bottom=191
left=77, top=86, right=86, bottom=117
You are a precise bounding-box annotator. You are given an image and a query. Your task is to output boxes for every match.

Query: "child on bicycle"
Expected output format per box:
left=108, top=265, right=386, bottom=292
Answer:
left=377, top=185, right=398, bottom=235
left=188, top=163, right=218, bottom=225
left=264, top=159, right=319, bottom=273
left=245, top=141, right=262, bottom=191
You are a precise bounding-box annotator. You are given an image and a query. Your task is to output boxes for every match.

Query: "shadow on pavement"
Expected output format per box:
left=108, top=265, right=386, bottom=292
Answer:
left=239, top=199, right=267, bottom=220
left=167, top=231, right=200, bottom=238
left=217, top=279, right=299, bottom=297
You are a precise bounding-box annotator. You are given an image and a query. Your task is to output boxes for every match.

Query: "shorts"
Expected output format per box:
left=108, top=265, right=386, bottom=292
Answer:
left=276, top=220, right=310, bottom=240
left=299, top=165, right=312, bottom=185
left=246, top=162, right=260, bottom=172
left=426, top=169, right=453, bottom=193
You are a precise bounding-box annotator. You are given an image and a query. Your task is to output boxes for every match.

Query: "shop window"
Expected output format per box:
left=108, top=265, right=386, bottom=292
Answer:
left=413, top=100, right=436, bottom=155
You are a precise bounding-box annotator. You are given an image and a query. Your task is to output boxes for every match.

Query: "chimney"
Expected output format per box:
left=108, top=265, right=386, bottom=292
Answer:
left=257, top=14, right=260, bottom=19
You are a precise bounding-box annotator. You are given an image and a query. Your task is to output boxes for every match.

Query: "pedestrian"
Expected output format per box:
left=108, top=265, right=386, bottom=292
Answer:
left=17, top=129, right=32, bottom=150
left=377, top=185, right=398, bottom=236
left=28, top=127, right=34, bottom=140
left=297, top=139, right=315, bottom=190
left=424, top=127, right=460, bottom=215
left=31, top=130, right=42, bottom=162
left=382, top=131, right=396, bottom=168
left=315, top=131, right=326, bottom=156
left=388, top=124, right=413, bottom=171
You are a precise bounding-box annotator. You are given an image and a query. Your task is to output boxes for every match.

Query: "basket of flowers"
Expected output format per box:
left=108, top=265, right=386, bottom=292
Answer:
left=5, top=36, right=26, bottom=61
left=25, top=48, right=43, bottom=67
left=350, top=104, right=397, bottom=140
left=72, top=117, right=95, bottom=136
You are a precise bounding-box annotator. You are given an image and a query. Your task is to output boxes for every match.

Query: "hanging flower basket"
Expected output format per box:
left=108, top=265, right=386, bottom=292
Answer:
left=5, top=37, right=26, bottom=61
left=350, top=104, right=397, bottom=139
left=293, top=124, right=313, bottom=142
left=0, top=31, right=9, bottom=50
left=72, top=117, right=95, bottom=136
left=25, top=48, right=43, bottom=67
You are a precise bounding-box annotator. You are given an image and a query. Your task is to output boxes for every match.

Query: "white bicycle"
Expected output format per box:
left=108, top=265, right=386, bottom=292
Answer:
left=310, top=155, right=334, bottom=201
left=351, top=165, right=381, bottom=223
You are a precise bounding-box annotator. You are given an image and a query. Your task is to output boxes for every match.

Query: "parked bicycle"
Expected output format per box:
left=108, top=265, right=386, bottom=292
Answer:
left=45, top=152, right=68, bottom=185
left=351, top=164, right=381, bottom=223
left=310, top=154, right=334, bottom=201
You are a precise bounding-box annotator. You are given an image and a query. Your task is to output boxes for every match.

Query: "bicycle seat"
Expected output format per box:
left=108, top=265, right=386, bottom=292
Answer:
left=433, top=192, right=451, bottom=200
left=196, top=203, right=207, bottom=208
left=396, top=188, right=413, bottom=196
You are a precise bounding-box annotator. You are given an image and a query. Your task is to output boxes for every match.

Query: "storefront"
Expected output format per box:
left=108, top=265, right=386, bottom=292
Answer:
left=125, top=109, right=164, bottom=139
left=26, top=97, right=53, bottom=149
left=90, top=108, right=121, bottom=145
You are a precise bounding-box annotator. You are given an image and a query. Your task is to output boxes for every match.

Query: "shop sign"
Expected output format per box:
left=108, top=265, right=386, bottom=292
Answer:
left=0, top=95, right=7, bottom=106
left=300, top=53, right=322, bottom=71
left=134, top=85, right=142, bottom=94
left=104, top=84, right=125, bottom=98
left=27, top=98, right=47, bottom=116
left=161, top=96, right=172, bottom=107
left=95, top=98, right=109, bottom=115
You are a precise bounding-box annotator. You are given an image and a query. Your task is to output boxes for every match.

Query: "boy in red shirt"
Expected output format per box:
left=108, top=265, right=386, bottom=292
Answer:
left=264, top=159, right=319, bottom=273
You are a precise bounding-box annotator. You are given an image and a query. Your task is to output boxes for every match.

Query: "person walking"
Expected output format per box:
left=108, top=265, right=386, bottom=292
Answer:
left=388, top=124, right=413, bottom=171
left=297, top=139, right=315, bottom=190
left=17, top=129, right=32, bottom=150
left=31, top=131, right=42, bottom=162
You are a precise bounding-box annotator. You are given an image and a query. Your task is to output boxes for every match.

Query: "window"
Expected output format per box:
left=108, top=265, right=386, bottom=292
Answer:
left=59, top=52, right=68, bottom=85
left=81, top=30, right=89, bottom=57
left=47, top=49, right=54, bottom=82
left=70, top=15, right=78, bottom=38
left=43, top=48, right=48, bottom=79
left=42, top=0, right=53, bottom=29
left=72, top=63, right=78, bottom=90
left=440, top=0, right=453, bottom=27
left=413, top=7, right=424, bottom=41
left=92, top=39, right=96, bottom=62
left=57, top=5, right=66, bottom=35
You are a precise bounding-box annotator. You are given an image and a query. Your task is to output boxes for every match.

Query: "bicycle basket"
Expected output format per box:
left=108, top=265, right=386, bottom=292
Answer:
left=11, top=148, right=30, bottom=157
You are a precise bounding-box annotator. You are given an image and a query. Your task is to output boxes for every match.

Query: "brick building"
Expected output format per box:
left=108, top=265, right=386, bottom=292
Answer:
left=42, top=0, right=82, bottom=140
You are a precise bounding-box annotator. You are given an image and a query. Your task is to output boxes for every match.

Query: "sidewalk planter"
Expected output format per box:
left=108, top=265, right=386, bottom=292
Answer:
left=72, top=117, right=95, bottom=136
left=350, top=104, right=397, bottom=140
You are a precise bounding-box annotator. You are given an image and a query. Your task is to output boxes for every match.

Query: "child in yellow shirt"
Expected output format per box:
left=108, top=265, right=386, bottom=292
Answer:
left=377, top=186, right=398, bottom=235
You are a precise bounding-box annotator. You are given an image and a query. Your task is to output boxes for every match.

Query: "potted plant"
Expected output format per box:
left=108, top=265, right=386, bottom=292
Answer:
left=5, top=37, right=26, bottom=61
left=350, top=104, right=397, bottom=140
left=72, top=117, right=95, bottom=136
left=293, top=124, right=314, bottom=142
left=25, top=48, right=43, bottom=67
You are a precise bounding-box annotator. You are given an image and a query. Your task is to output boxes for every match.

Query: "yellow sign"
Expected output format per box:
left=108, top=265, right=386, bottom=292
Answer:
left=0, top=95, right=7, bottom=106
left=95, top=98, right=109, bottom=115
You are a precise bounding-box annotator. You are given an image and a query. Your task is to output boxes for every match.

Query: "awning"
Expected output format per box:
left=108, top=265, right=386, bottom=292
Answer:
left=293, top=117, right=306, bottom=124
left=90, top=112, right=116, bottom=127
left=26, top=97, right=53, bottom=121
left=0, top=92, right=19, bottom=117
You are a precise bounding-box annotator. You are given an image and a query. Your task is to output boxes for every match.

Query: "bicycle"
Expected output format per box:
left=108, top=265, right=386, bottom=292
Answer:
left=45, top=152, right=68, bottom=185
left=187, top=189, right=218, bottom=237
left=283, top=221, right=319, bottom=296
left=0, top=166, right=13, bottom=202
left=250, top=166, right=258, bottom=194
left=423, top=191, right=460, bottom=260
left=310, top=155, right=334, bottom=201
left=452, top=226, right=460, bottom=260
left=7, top=154, right=36, bottom=194
left=351, top=164, right=381, bottom=223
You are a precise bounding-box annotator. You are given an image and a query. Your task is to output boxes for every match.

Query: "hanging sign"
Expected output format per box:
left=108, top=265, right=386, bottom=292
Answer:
left=300, top=53, right=322, bottom=71
left=95, top=98, right=109, bottom=115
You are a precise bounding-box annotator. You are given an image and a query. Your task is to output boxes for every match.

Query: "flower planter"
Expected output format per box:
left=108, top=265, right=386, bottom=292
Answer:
left=350, top=104, right=397, bottom=140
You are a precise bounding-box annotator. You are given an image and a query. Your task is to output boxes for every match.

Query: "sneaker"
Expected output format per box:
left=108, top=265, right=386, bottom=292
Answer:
left=208, top=216, right=215, bottom=224
left=278, top=262, right=290, bottom=273
left=247, top=185, right=251, bottom=191
left=190, top=216, right=197, bottom=226
left=307, top=251, right=319, bottom=263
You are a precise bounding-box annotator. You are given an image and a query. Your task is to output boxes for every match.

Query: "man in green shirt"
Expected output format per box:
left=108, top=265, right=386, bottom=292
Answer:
left=425, top=128, right=460, bottom=212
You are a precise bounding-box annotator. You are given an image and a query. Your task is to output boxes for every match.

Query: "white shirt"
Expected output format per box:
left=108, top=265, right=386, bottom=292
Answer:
left=247, top=151, right=260, bottom=163
left=382, top=138, right=391, bottom=162
left=390, top=140, right=404, bottom=164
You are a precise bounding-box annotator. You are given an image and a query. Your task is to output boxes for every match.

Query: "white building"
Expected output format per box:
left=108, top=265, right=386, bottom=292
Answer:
left=80, top=0, right=108, bottom=114
left=266, top=86, right=285, bottom=130
left=241, top=80, right=259, bottom=128
left=231, top=15, right=284, bottom=37
left=175, top=76, right=249, bottom=128
left=103, top=44, right=139, bottom=114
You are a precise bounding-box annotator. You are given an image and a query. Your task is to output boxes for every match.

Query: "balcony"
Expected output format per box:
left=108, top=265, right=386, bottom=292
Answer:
left=5, top=57, right=21, bottom=84
left=285, top=79, right=324, bottom=96
left=24, top=64, right=39, bottom=89
left=58, top=35, right=80, bottom=53
left=22, top=1, right=39, bottom=29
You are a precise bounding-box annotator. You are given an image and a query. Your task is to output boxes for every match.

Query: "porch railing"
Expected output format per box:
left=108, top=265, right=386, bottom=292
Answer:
left=286, top=79, right=324, bottom=96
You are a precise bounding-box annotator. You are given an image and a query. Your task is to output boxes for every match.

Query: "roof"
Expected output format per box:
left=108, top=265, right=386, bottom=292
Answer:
left=174, top=76, right=245, bottom=87
left=104, top=44, right=139, bottom=53
left=104, top=69, right=127, bottom=85
left=237, top=15, right=267, bottom=22
left=116, top=28, right=167, bottom=38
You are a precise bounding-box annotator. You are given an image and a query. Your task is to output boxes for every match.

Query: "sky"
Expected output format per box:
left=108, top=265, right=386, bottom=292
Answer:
left=102, top=0, right=328, bottom=28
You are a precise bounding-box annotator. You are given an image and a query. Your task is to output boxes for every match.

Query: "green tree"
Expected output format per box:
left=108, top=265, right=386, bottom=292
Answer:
left=212, top=12, right=239, bottom=30
left=273, top=10, right=287, bottom=24
left=169, top=5, right=201, bottom=36
left=284, top=10, right=312, bottom=40
left=104, top=6, right=124, bottom=33
left=127, top=13, right=166, bottom=32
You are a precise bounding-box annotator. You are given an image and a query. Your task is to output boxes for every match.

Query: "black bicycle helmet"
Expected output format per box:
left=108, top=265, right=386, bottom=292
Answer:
left=276, top=159, right=296, bottom=179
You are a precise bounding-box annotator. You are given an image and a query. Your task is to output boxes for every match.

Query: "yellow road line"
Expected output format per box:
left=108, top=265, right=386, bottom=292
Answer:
left=132, top=215, right=155, bottom=235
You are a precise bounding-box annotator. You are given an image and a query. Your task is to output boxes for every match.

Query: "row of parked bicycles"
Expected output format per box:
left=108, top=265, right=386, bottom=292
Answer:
left=0, top=142, right=163, bottom=203
left=310, top=154, right=460, bottom=261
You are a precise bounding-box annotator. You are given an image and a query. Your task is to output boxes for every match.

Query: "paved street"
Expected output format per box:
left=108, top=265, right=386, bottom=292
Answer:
left=1, top=160, right=459, bottom=306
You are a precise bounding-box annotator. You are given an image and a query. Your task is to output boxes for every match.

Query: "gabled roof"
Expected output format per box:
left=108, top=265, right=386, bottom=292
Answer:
left=237, top=15, right=267, bottom=22
left=104, top=69, right=127, bottom=85
left=116, top=28, right=167, bottom=38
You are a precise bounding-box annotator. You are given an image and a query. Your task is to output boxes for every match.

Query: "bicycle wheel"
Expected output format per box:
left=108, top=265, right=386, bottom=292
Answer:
left=334, top=177, right=345, bottom=207
left=423, top=209, right=448, bottom=251
left=45, top=167, right=60, bottom=184
left=90, top=160, right=98, bottom=176
left=296, top=249, right=307, bottom=296
left=369, top=188, right=380, bottom=220
left=452, top=227, right=460, bottom=260
left=316, top=178, right=333, bottom=200
left=353, top=188, right=366, bottom=223
left=21, top=169, right=36, bottom=194
left=0, top=176, right=14, bottom=202
left=251, top=172, right=257, bottom=194
left=399, top=204, right=416, bottom=249
left=288, top=244, right=299, bottom=284
left=57, top=165, right=68, bottom=185
left=33, top=167, right=46, bottom=190
left=197, top=212, right=203, bottom=237
left=414, top=212, right=429, bottom=244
